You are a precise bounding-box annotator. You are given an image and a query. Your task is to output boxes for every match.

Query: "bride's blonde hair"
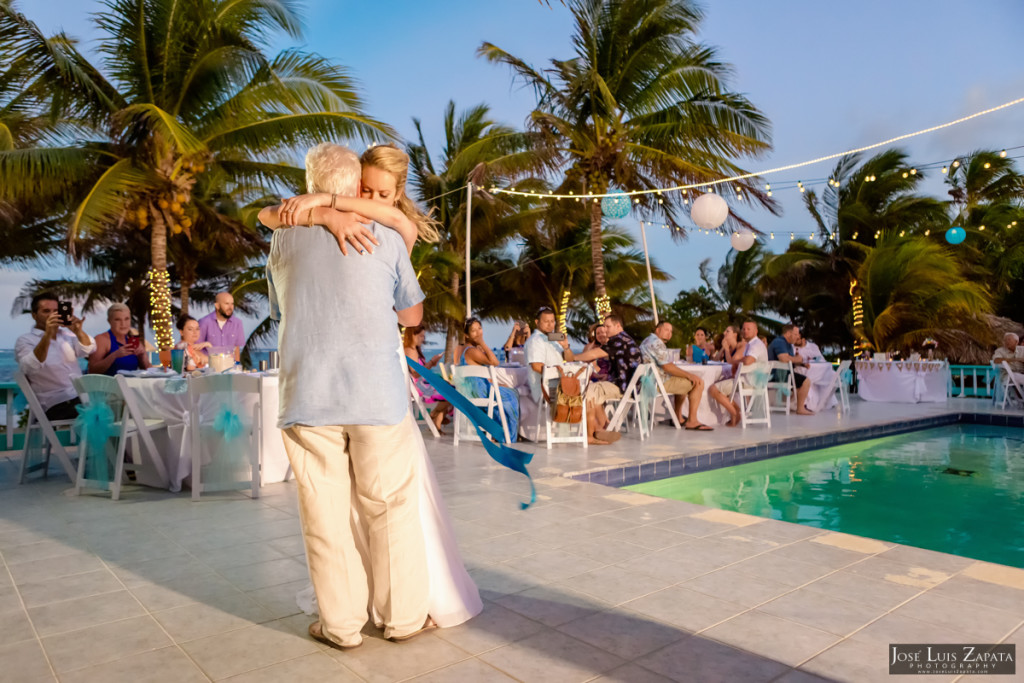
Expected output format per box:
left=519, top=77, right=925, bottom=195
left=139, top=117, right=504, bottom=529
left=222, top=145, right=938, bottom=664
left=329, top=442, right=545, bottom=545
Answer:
left=360, top=143, right=441, bottom=243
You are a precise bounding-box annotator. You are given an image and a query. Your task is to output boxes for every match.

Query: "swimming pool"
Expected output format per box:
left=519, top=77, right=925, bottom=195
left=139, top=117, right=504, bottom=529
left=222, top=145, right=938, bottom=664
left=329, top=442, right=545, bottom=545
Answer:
left=625, top=424, right=1023, bottom=568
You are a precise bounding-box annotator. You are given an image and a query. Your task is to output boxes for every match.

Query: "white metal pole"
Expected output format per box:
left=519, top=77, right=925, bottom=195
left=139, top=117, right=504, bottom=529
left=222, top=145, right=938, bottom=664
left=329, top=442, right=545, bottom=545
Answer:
left=639, top=219, right=658, bottom=325
left=465, top=182, right=473, bottom=319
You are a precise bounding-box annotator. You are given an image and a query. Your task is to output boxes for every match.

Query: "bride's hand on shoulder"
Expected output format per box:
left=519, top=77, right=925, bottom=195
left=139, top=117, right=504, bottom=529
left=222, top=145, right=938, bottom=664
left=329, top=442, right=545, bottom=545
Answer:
left=324, top=212, right=381, bottom=256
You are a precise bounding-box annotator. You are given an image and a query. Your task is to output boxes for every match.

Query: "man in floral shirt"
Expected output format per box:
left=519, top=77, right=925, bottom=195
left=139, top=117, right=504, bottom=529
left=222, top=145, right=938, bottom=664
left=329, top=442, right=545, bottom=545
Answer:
left=575, top=314, right=641, bottom=441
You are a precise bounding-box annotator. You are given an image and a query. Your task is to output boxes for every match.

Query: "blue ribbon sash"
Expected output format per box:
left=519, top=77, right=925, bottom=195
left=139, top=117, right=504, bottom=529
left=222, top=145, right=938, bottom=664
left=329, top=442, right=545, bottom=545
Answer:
left=406, top=357, right=535, bottom=509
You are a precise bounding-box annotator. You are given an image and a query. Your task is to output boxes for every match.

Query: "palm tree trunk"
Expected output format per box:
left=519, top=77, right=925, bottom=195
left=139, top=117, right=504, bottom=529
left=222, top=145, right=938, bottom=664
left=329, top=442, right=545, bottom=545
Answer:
left=590, top=200, right=607, bottom=298
left=149, top=209, right=174, bottom=351
left=180, top=279, right=190, bottom=317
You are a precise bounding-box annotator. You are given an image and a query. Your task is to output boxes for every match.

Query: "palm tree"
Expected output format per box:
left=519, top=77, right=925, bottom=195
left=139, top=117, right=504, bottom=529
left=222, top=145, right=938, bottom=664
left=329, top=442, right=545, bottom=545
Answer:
left=0, top=0, right=387, bottom=350
left=857, top=237, right=992, bottom=352
left=480, top=0, right=776, bottom=303
left=945, top=150, right=1024, bottom=319
left=762, top=149, right=947, bottom=353
left=690, top=240, right=778, bottom=336
left=407, top=101, right=541, bottom=361
left=475, top=218, right=671, bottom=340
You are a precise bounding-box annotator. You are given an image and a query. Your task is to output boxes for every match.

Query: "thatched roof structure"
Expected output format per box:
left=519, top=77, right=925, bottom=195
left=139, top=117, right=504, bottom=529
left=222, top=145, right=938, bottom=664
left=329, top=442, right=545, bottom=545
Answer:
left=933, top=315, right=1024, bottom=365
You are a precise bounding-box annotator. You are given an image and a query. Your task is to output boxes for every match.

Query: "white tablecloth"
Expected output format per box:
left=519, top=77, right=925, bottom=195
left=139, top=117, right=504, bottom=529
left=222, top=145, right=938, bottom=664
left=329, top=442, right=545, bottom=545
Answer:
left=670, top=362, right=726, bottom=425
left=797, top=363, right=839, bottom=412
left=855, top=360, right=947, bottom=403
left=123, top=373, right=290, bottom=492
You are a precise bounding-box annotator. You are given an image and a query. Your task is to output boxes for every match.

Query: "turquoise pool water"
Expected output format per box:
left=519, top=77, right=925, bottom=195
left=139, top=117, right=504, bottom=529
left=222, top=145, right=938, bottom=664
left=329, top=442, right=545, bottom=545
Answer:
left=626, top=424, right=1023, bottom=567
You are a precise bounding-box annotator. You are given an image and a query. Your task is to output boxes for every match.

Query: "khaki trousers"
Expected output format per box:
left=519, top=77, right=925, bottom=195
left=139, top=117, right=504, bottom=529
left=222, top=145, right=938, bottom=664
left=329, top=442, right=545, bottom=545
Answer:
left=283, top=415, right=428, bottom=645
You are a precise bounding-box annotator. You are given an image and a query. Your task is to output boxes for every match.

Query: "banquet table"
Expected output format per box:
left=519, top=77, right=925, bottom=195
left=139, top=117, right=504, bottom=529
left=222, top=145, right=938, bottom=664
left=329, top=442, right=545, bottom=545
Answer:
left=669, top=361, right=728, bottom=426
left=121, top=371, right=290, bottom=492
left=855, top=360, right=947, bottom=403
left=796, top=362, right=840, bottom=412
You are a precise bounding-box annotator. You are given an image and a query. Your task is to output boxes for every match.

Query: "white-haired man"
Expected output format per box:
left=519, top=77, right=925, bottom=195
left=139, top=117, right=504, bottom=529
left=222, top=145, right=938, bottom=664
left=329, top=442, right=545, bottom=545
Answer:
left=993, top=333, right=1024, bottom=385
left=266, top=143, right=430, bottom=650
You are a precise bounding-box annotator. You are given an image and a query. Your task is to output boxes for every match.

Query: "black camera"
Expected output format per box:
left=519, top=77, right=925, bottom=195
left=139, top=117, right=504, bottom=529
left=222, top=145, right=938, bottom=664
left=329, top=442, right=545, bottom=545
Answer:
left=57, top=301, right=73, bottom=326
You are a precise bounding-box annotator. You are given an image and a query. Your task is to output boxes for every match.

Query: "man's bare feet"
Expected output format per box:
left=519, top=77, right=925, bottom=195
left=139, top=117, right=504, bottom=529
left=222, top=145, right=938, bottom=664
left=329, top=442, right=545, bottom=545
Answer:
left=796, top=409, right=814, bottom=416
left=588, top=435, right=611, bottom=445
left=726, top=414, right=741, bottom=427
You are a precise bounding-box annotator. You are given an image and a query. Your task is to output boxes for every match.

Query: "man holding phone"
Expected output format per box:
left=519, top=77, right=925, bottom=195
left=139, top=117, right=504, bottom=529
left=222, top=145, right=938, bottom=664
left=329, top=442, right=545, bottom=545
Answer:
left=15, top=293, right=95, bottom=420
left=524, top=306, right=575, bottom=405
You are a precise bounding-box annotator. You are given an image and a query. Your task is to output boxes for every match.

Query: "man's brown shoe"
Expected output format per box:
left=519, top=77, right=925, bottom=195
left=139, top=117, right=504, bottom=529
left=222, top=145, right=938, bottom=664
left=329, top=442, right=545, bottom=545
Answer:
left=309, top=621, right=361, bottom=650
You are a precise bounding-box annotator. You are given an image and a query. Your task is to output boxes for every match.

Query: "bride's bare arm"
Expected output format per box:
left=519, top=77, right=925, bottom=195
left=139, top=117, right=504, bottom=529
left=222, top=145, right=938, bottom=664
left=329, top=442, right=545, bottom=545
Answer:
left=270, top=193, right=417, bottom=255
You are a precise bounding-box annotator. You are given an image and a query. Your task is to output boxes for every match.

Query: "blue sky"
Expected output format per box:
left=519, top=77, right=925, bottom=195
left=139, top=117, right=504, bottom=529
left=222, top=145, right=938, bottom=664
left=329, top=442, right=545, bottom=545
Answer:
left=4, top=0, right=1023, bottom=349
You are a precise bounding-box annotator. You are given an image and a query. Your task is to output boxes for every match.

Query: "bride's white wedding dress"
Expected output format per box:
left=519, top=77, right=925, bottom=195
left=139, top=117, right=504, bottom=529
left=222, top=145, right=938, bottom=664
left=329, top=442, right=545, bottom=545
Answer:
left=295, top=346, right=482, bottom=628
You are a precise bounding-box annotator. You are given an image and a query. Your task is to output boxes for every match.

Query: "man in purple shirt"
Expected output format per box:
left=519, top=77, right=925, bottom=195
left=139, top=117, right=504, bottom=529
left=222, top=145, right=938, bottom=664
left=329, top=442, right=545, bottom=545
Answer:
left=197, top=292, right=246, bottom=361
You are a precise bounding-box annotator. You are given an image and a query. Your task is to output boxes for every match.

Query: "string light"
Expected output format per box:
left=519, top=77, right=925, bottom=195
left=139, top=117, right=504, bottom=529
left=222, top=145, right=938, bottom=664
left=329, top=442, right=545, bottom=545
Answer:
left=942, top=166, right=948, bottom=174
left=594, top=295, right=612, bottom=322
left=1000, top=149, right=1008, bottom=157
left=490, top=96, right=1024, bottom=200
left=147, top=268, right=174, bottom=351
left=558, top=289, right=571, bottom=334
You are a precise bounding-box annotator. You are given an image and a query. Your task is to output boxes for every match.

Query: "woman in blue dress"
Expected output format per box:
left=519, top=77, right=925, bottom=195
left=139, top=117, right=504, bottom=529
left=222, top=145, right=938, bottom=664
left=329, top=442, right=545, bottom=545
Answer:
left=457, top=318, right=520, bottom=441
left=87, top=303, right=151, bottom=375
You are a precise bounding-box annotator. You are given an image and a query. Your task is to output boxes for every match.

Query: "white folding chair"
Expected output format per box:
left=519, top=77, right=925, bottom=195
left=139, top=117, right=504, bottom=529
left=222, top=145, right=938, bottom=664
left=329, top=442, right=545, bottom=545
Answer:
left=189, top=374, right=262, bottom=501
left=644, top=365, right=684, bottom=432
left=115, top=376, right=171, bottom=487
left=767, top=361, right=795, bottom=413
left=997, top=361, right=1024, bottom=409
left=438, top=362, right=452, bottom=382
left=834, top=360, right=852, bottom=413
left=14, top=370, right=78, bottom=482
left=536, top=363, right=591, bottom=449
left=408, top=374, right=441, bottom=438
left=731, top=363, right=772, bottom=429
left=605, top=363, right=654, bottom=440
left=72, top=375, right=167, bottom=500
left=452, top=364, right=512, bottom=446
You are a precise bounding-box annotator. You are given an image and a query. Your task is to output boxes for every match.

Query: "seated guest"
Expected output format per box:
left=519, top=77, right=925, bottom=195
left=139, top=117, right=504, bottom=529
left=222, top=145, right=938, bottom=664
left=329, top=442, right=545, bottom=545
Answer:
left=175, top=315, right=210, bottom=371
left=767, top=323, right=814, bottom=416
left=502, top=320, right=531, bottom=362
left=404, top=324, right=452, bottom=433
left=198, top=291, right=245, bottom=362
left=795, top=334, right=825, bottom=363
left=576, top=315, right=643, bottom=442
left=88, top=303, right=151, bottom=375
left=993, top=333, right=1024, bottom=385
left=691, top=327, right=713, bottom=363
left=715, top=325, right=747, bottom=374
left=15, top=293, right=96, bottom=420
left=458, top=318, right=520, bottom=441
left=741, top=320, right=769, bottom=364
left=641, top=321, right=731, bottom=429
left=525, top=307, right=619, bottom=444
left=583, top=322, right=611, bottom=382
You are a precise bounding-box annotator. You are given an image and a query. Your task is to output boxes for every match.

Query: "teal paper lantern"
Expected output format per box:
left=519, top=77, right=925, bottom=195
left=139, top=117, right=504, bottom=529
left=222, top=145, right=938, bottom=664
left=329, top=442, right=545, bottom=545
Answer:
left=945, top=226, right=966, bottom=244
left=601, top=191, right=631, bottom=219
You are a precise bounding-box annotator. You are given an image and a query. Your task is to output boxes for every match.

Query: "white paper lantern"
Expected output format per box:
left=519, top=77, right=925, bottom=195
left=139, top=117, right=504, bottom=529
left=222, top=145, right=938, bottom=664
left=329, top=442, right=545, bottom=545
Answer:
left=690, top=193, right=729, bottom=230
left=730, top=231, right=756, bottom=251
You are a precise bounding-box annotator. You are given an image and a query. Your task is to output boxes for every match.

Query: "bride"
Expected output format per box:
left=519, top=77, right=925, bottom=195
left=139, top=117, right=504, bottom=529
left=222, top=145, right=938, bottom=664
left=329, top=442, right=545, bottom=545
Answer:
left=259, top=143, right=482, bottom=628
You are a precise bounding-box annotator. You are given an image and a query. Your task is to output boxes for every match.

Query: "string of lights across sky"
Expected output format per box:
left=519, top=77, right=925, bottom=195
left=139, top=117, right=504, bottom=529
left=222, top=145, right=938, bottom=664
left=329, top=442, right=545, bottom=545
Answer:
left=483, top=94, right=1024, bottom=201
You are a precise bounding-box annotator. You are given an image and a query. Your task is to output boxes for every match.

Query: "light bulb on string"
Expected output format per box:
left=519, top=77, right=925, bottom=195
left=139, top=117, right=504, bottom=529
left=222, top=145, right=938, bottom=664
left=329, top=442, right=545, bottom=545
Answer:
left=942, top=166, right=948, bottom=174
left=953, top=160, right=960, bottom=168
left=1000, top=150, right=1007, bottom=157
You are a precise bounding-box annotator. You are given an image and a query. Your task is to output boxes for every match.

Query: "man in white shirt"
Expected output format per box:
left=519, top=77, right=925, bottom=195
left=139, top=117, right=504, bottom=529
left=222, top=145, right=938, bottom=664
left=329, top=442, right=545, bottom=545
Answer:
left=795, top=335, right=825, bottom=363
left=524, top=306, right=575, bottom=404
left=15, top=293, right=95, bottom=420
left=741, top=321, right=769, bottom=365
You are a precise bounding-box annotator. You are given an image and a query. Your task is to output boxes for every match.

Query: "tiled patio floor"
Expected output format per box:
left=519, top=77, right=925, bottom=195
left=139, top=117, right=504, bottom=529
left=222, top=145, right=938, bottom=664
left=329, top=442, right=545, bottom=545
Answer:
left=0, top=398, right=1021, bottom=682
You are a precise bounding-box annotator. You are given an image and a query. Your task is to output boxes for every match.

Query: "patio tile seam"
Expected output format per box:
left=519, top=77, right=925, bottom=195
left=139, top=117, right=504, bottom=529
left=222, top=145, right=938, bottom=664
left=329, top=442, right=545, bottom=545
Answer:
left=0, top=548, right=60, bottom=680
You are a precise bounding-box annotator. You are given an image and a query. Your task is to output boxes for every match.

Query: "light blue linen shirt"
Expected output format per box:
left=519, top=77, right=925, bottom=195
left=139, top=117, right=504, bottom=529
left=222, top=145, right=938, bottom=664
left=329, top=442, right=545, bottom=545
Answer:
left=524, top=329, right=566, bottom=403
left=266, top=222, right=424, bottom=428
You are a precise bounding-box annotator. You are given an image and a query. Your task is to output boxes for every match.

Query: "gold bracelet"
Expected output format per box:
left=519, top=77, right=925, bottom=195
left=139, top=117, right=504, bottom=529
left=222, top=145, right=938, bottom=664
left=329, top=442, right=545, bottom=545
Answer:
left=306, top=208, right=314, bottom=228
left=330, top=194, right=337, bottom=210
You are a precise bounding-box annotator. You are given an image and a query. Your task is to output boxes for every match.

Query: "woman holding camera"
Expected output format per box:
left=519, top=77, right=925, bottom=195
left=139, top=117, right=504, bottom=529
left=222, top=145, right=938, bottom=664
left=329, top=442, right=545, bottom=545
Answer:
left=88, top=303, right=151, bottom=375
left=502, top=321, right=530, bottom=362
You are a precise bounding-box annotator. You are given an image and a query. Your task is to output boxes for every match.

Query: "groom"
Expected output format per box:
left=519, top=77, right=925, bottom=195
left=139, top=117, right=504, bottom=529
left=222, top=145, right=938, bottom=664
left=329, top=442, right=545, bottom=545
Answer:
left=267, top=143, right=430, bottom=648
